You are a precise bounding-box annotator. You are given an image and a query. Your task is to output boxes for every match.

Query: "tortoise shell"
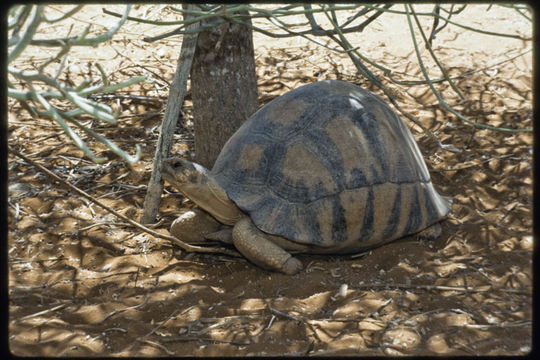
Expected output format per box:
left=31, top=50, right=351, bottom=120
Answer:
left=211, top=80, right=451, bottom=252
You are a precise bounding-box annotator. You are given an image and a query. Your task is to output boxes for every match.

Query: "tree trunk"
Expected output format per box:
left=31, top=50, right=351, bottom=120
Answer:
left=190, top=10, right=259, bottom=169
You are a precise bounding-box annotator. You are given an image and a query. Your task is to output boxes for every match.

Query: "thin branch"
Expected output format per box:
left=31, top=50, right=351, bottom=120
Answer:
left=161, top=336, right=251, bottom=346
left=8, top=146, right=242, bottom=258
left=268, top=306, right=304, bottom=322
left=409, top=5, right=465, bottom=99
left=362, top=4, right=531, bottom=40
left=353, top=282, right=530, bottom=295
left=29, top=5, right=132, bottom=47
left=119, top=4, right=388, bottom=42
left=340, top=6, right=372, bottom=28
left=8, top=5, right=42, bottom=62
left=32, top=89, right=105, bottom=162
left=42, top=5, right=83, bottom=23
left=16, top=303, right=69, bottom=322
left=405, top=4, right=531, bottom=133
left=65, top=116, right=142, bottom=164
left=322, top=5, right=460, bottom=153
left=97, top=296, right=149, bottom=324
left=137, top=339, right=175, bottom=356
left=505, top=4, right=532, bottom=21
left=8, top=5, right=31, bottom=31
left=385, top=48, right=532, bottom=86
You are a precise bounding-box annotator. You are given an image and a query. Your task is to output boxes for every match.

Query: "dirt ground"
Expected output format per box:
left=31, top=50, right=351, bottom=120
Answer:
left=7, top=4, right=532, bottom=356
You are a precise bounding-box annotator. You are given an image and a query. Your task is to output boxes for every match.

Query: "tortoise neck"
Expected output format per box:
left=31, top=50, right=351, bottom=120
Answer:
left=181, top=170, right=243, bottom=225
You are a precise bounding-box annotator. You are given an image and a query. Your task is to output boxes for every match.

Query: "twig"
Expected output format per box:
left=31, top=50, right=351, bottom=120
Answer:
left=42, top=5, right=84, bottom=23
left=366, top=298, right=393, bottom=318
left=405, top=4, right=531, bottom=133
left=138, top=339, right=175, bottom=355
left=16, top=303, right=68, bottom=322
left=9, top=257, right=64, bottom=264
left=264, top=315, right=276, bottom=331
left=456, top=319, right=531, bottom=330
left=30, top=5, right=132, bottom=47
left=8, top=5, right=42, bottom=62
left=197, top=317, right=237, bottom=335
left=125, top=308, right=183, bottom=355
left=321, top=5, right=460, bottom=153
left=353, top=282, right=530, bottom=295
left=361, top=4, right=531, bottom=40
left=103, top=327, right=128, bottom=334
left=268, top=306, right=304, bottom=322
left=97, top=295, right=149, bottom=324
left=387, top=46, right=531, bottom=87
left=87, top=93, right=166, bottom=104
left=161, top=336, right=251, bottom=346
left=8, top=146, right=241, bottom=258
left=433, top=153, right=515, bottom=172
left=409, top=5, right=464, bottom=100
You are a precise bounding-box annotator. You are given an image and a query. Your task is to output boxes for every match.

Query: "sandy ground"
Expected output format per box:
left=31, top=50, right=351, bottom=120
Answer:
left=7, top=4, right=532, bottom=356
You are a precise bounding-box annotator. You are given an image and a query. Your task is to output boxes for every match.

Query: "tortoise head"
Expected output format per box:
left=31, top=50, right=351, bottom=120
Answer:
left=162, top=157, right=243, bottom=225
left=162, top=157, right=208, bottom=191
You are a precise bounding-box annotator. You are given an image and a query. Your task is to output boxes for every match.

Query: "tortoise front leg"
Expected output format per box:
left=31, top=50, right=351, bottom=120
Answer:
left=232, top=218, right=303, bottom=275
left=170, top=207, right=221, bottom=244
left=416, top=222, right=442, bottom=241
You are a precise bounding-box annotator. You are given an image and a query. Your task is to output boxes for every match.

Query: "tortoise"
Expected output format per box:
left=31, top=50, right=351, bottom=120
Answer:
left=162, top=80, right=451, bottom=275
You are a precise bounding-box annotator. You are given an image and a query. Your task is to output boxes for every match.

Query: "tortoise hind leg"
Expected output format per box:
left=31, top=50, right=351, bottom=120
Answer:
left=232, top=218, right=302, bottom=275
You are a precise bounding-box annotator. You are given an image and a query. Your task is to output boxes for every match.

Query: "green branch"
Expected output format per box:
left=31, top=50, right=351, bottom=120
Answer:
left=8, top=4, right=148, bottom=163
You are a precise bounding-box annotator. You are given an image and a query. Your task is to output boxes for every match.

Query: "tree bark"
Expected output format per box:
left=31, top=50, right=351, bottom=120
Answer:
left=190, top=10, right=259, bottom=169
